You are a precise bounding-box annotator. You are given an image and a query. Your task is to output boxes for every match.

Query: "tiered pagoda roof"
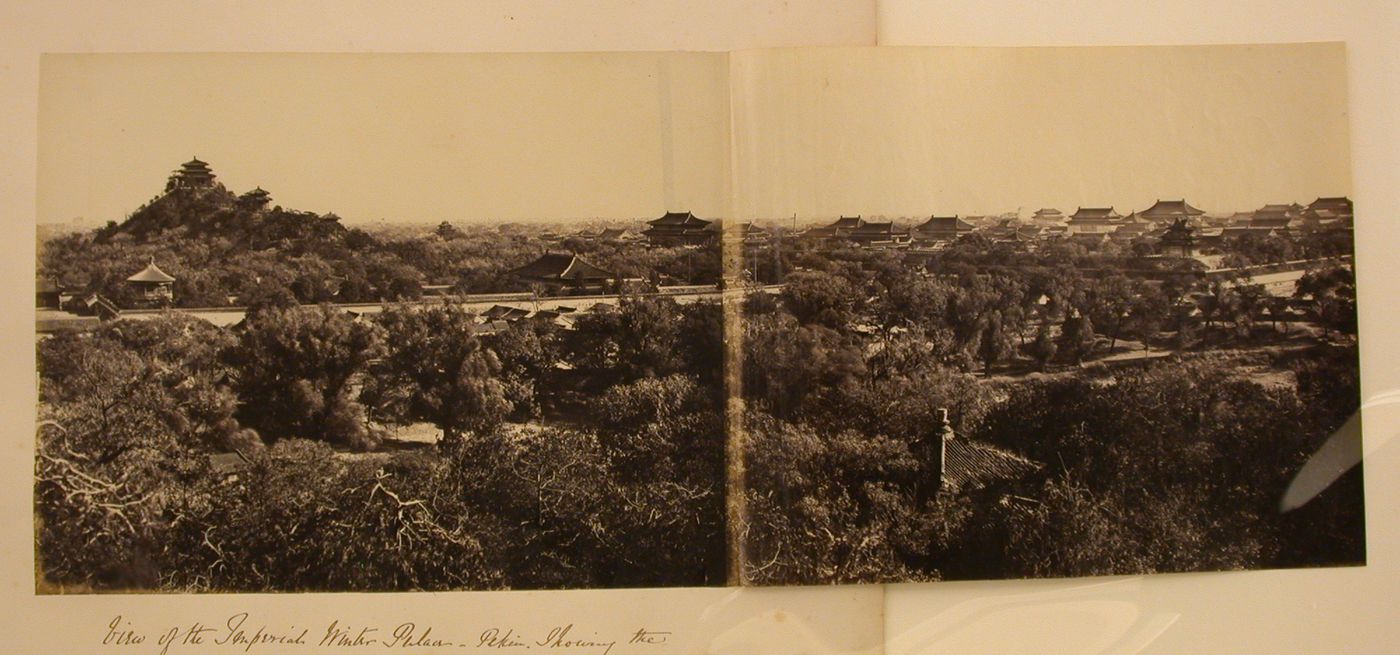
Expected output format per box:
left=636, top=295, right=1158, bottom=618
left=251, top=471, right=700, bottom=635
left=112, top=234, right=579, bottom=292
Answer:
left=178, top=157, right=215, bottom=183
left=238, top=186, right=272, bottom=209
left=643, top=211, right=716, bottom=243
left=1157, top=218, right=1197, bottom=250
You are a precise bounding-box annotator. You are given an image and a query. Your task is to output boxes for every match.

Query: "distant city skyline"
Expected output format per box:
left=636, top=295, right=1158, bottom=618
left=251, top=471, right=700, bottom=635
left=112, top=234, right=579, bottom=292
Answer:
left=39, top=46, right=1349, bottom=226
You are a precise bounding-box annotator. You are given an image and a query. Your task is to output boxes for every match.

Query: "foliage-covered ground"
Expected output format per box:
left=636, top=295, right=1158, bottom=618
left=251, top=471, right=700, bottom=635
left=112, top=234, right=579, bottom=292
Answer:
left=739, top=246, right=1363, bottom=585
left=36, top=298, right=727, bottom=591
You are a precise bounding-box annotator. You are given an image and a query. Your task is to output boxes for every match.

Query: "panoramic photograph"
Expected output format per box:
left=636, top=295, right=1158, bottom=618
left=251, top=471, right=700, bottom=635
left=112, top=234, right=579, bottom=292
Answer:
left=33, top=45, right=1364, bottom=593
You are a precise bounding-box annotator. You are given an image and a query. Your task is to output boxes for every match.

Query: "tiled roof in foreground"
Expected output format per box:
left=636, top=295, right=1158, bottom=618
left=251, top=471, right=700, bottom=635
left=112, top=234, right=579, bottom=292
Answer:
left=943, top=439, right=1041, bottom=491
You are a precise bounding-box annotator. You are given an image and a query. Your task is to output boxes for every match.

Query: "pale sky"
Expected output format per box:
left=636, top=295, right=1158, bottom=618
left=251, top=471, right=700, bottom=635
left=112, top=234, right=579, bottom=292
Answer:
left=733, top=44, right=1351, bottom=219
left=39, top=52, right=732, bottom=225
left=39, top=45, right=1350, bottom=225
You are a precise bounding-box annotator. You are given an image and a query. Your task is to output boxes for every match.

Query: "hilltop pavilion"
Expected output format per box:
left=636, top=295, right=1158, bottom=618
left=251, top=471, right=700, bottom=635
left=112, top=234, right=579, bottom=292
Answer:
left=166, top=157, right=217, bottom=191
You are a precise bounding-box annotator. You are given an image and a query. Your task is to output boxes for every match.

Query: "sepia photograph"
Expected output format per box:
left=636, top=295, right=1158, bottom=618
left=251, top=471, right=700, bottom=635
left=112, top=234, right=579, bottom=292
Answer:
left=34, top=52, right=734, bottom=592
left=731, top=45, right=1364, bottom=585
left=33, top=45, right=1365, bottom=595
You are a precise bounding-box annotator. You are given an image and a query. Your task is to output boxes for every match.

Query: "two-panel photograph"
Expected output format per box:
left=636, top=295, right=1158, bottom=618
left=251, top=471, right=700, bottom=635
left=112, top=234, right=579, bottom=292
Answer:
left=33, top=47, right=1363, bottom=599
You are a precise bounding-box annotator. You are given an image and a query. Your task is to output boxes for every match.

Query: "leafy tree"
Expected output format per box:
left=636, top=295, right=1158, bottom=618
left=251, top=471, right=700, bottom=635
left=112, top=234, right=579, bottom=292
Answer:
left=742, top=312, right=865, bottom=419
left=489, top=320, right=560, bottom=420
left=676, top=300, right=725, bottom=391
left=367, top=303, right=513, bottom=441
left=742, top=412, right=925, bottom=585
left=226, top=305, right=384, bottom=449
left=1264, top=296, right=1292, bottom=334
left=1085, top=273, right=1135, bottom=351
left=1232, top=282, right=1267, bottom=340
left=165, top=440, right=502, bottom=591
left=974, top=357, right=1358, bottom=578
left=1124, top=286, right=1169, bottom=352
left=40, top=314, right=247, bottom=452
left=35, top=333, right=223, bottom=589
left=780, top=270, right=859, bottom=328
left=977, top=309, right=1014, bottom=377
left=565, top=296, right=683, bottom=386
left=874, top=275, right=952, bottom=330
left=1030, top=322, right=1058, bottom=372
left=365, top=253, right=425, bottom=300
left=1058, top=313, right=1095, bottom=365
left=1294, top=265, right=1357, bottom=338
left=240, top=279, right=299, bottom=317
left=1195, top=280, right=1237, bottom=342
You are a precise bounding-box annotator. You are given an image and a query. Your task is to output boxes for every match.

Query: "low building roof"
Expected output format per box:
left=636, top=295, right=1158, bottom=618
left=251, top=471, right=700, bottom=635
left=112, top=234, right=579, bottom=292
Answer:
left=482, top=305, right=531, bottom=321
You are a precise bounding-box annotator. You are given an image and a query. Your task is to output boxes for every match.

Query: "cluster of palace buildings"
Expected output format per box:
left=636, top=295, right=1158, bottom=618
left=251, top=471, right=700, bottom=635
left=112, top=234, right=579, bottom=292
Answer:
left=528, top=198, right=1353, bottom=260
left=598, top=197, right=1353, bottom=252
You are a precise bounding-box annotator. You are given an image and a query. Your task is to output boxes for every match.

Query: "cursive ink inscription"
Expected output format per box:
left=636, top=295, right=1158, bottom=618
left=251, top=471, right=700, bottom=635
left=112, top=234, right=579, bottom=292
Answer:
left=104, top=616, right=146, bottom=646
left=536, top=624, right=617, bottom=655
left=627, top=629, right=670, bottom=645
left=384, top=623, right=453, bottom=648
left=479, top=627, right=528, bottom=649
left=213, top=612, right=309, bottom=652
left=319, top=620, right=378, bottom=647
left=102, top=615, right=672, bottom=653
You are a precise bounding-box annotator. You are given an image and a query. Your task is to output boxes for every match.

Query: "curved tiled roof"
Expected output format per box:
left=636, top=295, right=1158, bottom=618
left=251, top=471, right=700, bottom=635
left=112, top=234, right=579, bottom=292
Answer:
left=1069, top=207, right=1121, bottom=221
left=943, top=439, right=1041, bottom=491
left=915, top=215, right=974, bottom=231
left=126, top=260, right=176, bottom=284
left=1140, top=199, right=1205, bottom=217
left=833, top=216, right=864, bottom=228
left=510, top=252, right=614, bottom=282
left=647, top=211, right=711, bottom=227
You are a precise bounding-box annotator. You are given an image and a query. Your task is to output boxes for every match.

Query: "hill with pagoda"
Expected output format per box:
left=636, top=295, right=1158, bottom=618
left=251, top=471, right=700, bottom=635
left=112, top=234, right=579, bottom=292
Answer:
left=93, top=157, right=349, bottom=250
left=38, top=158, right=434, bottom=309
left=38, top=157, right=725, bottom=311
